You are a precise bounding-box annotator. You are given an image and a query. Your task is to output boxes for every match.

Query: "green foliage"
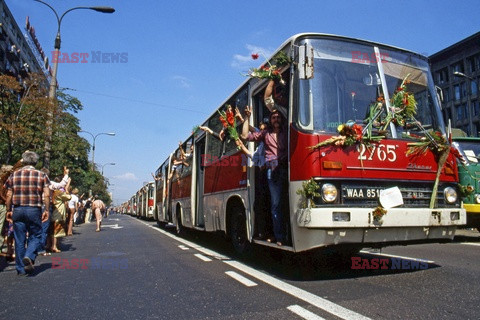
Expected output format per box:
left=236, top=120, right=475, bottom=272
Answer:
left=0, top=73, right=110, bottom=206
left=296, top=178, right=320, bottom=209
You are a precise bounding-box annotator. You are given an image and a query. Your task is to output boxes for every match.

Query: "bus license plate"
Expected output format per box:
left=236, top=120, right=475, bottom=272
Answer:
left=343, top=187, right=382, bottom=199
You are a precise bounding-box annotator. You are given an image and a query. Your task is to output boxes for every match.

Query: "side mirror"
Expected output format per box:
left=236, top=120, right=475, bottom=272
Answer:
left=298, top=43, right=314, bottom=79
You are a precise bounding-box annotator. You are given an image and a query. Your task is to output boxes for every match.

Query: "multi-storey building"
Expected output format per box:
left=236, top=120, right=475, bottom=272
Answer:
left=430, top=32, right=480, bottom=136
left=0, top=0, right=49, bottom=83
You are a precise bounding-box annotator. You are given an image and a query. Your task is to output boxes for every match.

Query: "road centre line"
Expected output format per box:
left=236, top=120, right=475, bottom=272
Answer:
left=225, top=271, right=257, bottom=287
left=149, top=225, right=371, bottom=320
left=359, top=250, right=435, bottom=263
left=287, top=305, right=327, bottom=320
left=194, top=253, right=212, bottom=262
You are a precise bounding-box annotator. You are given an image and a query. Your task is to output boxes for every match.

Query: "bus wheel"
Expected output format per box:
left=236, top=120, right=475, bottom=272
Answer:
left=230, top=206, right=250, bottom=254
left=477, top=227, right=480, bottom=233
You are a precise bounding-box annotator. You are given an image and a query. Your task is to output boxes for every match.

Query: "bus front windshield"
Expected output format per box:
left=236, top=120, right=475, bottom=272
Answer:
left=297, top=38, right=445, bottom=138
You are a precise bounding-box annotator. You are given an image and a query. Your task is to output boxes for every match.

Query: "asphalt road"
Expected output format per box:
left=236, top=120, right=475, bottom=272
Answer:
left=0, top=215, right=479, bottom=320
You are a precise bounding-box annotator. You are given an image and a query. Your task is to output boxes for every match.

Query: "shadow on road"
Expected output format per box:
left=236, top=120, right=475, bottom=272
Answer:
left=154, top=223, right=438, bottom=282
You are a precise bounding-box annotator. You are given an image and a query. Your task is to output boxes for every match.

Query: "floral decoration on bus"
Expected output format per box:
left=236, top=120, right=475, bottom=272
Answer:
left=372, top=206, right=387, bottom=223
left=363, top=74, right=417, bottom=137
left=406, top=131, right=462, bottom=208
left=308, top=121, right=383, bottom=150
left=296, top=178, right=320, bottom=209
left=458, top=184, right=475, bottom=198
left=246, top=51, right=292, bottom=84
left=309, top=75, right=419, bottom=151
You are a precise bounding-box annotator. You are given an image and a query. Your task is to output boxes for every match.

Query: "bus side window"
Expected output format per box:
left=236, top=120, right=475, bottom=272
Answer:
left=223, top=87, right=249, bottom=155
left=207, top=114, right=223, bottom=163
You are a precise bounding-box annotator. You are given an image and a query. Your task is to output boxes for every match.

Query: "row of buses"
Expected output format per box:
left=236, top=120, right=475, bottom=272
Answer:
left=121, top=33, right=470, bottom=254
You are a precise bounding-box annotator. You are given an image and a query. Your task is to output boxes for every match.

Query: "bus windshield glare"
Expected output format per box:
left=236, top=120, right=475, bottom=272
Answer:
left=298, top=38, right=445, bottom=138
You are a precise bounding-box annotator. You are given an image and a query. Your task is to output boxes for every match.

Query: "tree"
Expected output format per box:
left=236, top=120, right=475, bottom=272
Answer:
left=0, top=73, right=50, bottom=163
left=0, top=73, right=110, bottom=204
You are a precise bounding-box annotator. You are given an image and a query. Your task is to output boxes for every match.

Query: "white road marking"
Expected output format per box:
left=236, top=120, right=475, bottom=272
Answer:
left=149, top=224, right=371, bottom=320
left=360, top=250, right=435, bottom=264
left=178, top=245, right=189, bottom=250
left=101, top=224, right=124, bottom=229
left=150, top=226, right=229, bottom=260
left=224, top=260, right=371, bottom=320
left=287, top=305, right=327, bottom=320
left=194, top=253, right=212, bottom=262
left=225, top=271, right=257, bottom=287
left=461, top=242, right=480, bottom=246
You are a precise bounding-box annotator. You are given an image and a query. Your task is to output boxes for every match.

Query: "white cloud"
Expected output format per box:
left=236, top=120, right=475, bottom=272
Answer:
left=172, top=75, right=191, bottom=88
left=114, top=172, right=138, bottom=181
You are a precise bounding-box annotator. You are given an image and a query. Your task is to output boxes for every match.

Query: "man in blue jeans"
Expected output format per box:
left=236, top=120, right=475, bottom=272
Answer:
left=241, top=79, right=289, bottom=245
left=5, top=151, right=50, bottom=275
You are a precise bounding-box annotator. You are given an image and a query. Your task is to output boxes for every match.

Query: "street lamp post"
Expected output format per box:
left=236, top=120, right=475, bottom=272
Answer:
left=79, top=131, right=115, bottom=168
left=101, top=162, right=116, bottom=175
left=34, top=0, right=115, bottom=169
left=454, top=71, right=474, bottom=136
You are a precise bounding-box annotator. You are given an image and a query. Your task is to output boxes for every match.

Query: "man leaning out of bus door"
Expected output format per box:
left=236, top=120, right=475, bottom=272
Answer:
left=240, top=79, right=288, bottom=246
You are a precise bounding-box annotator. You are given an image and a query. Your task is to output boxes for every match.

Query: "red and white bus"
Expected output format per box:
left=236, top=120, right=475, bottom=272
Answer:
left=131, top=182, right=156, bottom=220
left=152, top=33, right=466, bottom=253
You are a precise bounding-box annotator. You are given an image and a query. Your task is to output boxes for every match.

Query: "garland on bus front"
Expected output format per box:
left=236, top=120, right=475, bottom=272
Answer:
left=306, top=73, right=463, bottom=209
left=308, top=75, right=418, bottom=151
left=363, top=74, right=417, bottom=138
left=406, top=131, right=462, bottom=208
left=308, top=121, right=384, bottom=150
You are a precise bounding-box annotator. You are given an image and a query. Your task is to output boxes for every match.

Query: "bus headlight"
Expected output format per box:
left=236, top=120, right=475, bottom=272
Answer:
left=475, top=194, right=480, bottom=204
left=322, top=183, right=337, bottom=203
left=443, top=187, right=457, bottom=204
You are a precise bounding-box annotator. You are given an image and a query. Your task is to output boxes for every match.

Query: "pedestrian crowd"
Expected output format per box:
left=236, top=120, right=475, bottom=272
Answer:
left=0, top=151, right=106, bottom=275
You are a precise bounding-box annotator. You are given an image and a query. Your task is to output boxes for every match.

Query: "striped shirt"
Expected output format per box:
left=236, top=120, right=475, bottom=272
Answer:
left=4, top=166, right=50, bottom=207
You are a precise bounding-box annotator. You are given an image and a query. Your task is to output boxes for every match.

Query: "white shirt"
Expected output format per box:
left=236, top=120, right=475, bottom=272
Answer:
left=68, top=194, right=79, bottom=209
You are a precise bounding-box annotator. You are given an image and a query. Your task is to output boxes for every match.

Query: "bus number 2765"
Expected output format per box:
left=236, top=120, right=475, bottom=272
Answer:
left=357, top=144, right=397, bottom=162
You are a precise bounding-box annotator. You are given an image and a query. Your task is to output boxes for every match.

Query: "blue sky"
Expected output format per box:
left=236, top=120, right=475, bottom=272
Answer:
left=5, top=0, right=480, bottom=204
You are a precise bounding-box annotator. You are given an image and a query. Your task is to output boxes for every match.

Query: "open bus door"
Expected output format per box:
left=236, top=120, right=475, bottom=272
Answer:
left=194, top=136, right=206, bottom=228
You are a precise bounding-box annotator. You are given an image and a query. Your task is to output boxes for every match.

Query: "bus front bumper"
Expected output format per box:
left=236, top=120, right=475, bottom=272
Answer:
left=291, top=207, right=466, bottom=252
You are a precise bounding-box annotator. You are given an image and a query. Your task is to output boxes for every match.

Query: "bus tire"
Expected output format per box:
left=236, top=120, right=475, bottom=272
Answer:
left=230, top=206, right=250, bottom=254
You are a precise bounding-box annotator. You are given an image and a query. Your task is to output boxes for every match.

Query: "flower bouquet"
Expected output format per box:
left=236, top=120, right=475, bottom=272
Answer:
left=308, top=121, right=383, bottom=150
left=192, top=125, right=200, bottom=137
left=382, top=74, right=417, bottom=130
left=218, top=105, right=240, bottom=147
left=246, top=51, right=292, bottom=84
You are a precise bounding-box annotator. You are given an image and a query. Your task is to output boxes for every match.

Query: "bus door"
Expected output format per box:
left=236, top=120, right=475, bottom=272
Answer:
left=166, top=154, right=174, bottom=223
left=195, top=136, right=206, bottom=227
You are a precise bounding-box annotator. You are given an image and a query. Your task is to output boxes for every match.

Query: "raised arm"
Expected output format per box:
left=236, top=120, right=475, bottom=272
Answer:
left=235, top=139, right=252, bottom=158
left=264, top=80, right=275, bottom=112
left=241, top=106, right=252, bottom=140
